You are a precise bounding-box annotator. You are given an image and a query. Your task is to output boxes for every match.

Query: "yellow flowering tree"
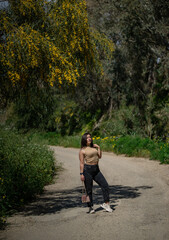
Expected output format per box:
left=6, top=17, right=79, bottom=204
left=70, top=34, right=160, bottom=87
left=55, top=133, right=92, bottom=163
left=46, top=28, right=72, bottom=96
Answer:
left=1, top=0, right=113, bottom=88
left=0, top=0, right=114, bottom=129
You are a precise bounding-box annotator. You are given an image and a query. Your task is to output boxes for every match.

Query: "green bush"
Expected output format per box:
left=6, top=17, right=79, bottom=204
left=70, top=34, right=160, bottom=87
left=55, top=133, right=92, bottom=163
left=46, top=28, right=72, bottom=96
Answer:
left=26, top=131, right=59, bottom=145
left=96, top=104, right=144, bottom=137
left=113, top=135, right=169, bottom=164
left=23, top=131, right=169, bottom=164
left=0, top=127, right=56, bottom=228
left=25, top=132, right=169, bottom=164
left=113, top=136, right=153, bottom=156
left=25, top=131, right=81, bottom=148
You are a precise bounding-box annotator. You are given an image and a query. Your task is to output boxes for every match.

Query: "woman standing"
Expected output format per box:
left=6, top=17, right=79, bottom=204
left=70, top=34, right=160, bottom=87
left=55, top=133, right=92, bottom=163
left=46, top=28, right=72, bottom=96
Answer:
left=79, top=132, right=112, bottom=213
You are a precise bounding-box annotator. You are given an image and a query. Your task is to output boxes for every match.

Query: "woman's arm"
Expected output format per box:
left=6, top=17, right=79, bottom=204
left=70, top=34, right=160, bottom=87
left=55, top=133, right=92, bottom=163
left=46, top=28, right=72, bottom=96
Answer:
left=97, top=146, right=102, bottom=158
left=79, top=149, right=85, bottom=181
left=93, top=144, right=102, bottom=158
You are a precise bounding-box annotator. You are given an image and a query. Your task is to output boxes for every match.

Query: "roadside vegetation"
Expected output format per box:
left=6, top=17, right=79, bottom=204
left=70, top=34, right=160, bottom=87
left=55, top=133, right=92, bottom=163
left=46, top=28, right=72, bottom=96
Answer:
left=0, top=127, right=57, bottom=229
left=25, top=131, right=169, bottom=164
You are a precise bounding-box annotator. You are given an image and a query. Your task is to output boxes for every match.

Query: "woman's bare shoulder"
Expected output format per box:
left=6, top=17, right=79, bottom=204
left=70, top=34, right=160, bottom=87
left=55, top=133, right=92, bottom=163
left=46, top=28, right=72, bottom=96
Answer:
left=79, top=148, right=85, bottom=154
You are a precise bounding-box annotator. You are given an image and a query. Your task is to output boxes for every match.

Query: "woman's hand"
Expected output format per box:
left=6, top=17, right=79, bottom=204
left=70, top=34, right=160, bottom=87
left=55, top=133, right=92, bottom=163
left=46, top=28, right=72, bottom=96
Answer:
left=93, top=143, right=100, bottom=149
left=81, top=174, right=85, bottom=181
left=93, top=144, right=102, bottom=158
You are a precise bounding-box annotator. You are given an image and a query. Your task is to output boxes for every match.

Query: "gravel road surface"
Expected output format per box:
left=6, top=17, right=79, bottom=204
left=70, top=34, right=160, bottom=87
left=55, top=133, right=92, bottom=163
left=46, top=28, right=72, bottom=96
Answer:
left=1, top=146, right=169, bottom=240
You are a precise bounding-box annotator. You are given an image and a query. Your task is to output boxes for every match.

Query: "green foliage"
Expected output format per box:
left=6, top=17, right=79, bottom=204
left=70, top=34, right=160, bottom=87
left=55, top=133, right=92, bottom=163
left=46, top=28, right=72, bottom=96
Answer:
left=32, top=131, right=169, bottom=164
left=113, top=135, right=169, bottom=164
left=13, top=86, right=56, bottom=131
left=86, top=0, right=169, bottom=138
left=25, top=131, right=81, bottom=148
left=26, top=131, right=169, bottom=164
left=1, top=0, right=169, bottom=139
left=0, top=0, right=114, bottom=132
left=153, top=104, right=169, bottom=138
left=1, top=0, right=95, bottom=88
left=39, top=94, right=104, bottom=136
left=0, top=127, right=56, bottom=228
left=93, top=103, right=143, bottom=137
left=26, top=131, right=58, bottom=145
left=113, top=136, right=152, bottom=156
left=53, top=97, right=80, bottom=135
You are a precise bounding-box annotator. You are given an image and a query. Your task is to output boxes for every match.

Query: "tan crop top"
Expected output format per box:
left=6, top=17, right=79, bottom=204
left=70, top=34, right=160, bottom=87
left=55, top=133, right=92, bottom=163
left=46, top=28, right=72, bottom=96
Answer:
left=84, top=147, right=99, bottom=164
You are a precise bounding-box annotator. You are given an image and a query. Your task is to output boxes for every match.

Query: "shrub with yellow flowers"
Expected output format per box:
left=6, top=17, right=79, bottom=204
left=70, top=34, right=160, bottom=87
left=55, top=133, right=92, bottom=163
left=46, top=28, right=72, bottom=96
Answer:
left=0, top=0, right=114, bottom=129
left=1, top=0, right=114, bottom=89
left=0, top=25, right=79, bottom=87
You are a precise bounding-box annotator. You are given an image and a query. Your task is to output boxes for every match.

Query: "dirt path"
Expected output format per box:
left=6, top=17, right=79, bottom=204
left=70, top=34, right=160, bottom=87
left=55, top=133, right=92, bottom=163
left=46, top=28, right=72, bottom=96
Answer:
left=1, top=146, right=169, bottom=240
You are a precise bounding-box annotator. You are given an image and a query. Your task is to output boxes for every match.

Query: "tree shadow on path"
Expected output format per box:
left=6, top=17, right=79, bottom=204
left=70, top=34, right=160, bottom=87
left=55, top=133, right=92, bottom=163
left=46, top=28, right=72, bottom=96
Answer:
left=21, top=185, right=153, bottom=216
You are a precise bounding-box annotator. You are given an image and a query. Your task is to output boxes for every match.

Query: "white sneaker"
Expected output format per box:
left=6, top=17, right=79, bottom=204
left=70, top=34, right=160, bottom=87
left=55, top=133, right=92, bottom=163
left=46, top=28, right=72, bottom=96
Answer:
left=100, top=203, right=113, bottom=212
left=88, top=207, right=95, bottom=214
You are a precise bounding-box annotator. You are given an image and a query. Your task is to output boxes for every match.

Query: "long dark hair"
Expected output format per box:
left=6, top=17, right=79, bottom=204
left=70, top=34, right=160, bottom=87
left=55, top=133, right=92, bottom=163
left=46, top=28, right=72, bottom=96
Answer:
left=81, top=132, right=93, bottom=148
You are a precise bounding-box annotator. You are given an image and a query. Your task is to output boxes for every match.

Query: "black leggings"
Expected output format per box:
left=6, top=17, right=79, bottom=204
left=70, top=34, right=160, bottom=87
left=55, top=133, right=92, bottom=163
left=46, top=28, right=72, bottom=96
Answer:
left=83, top=164, right=109, bottom=207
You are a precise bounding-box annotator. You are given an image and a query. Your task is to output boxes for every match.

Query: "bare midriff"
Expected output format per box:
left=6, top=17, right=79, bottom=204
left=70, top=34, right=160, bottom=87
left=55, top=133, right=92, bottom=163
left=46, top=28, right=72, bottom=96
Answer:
left=85, top=162, right=98, bottom=165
